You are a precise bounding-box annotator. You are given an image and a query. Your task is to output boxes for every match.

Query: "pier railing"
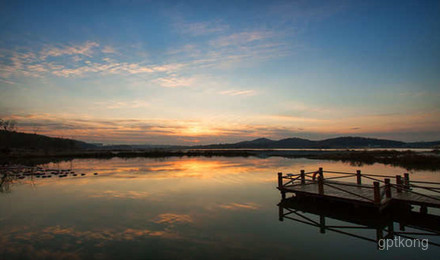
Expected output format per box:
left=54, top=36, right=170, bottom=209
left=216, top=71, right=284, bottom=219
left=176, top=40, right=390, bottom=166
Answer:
left=278, top=168, right=440, bottom=207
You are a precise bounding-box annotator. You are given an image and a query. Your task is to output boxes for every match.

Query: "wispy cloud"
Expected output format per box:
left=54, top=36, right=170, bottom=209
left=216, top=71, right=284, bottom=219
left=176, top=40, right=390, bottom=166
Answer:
left=209, top=31, right=274, bottom=48
left=153, top=75, right=195, bottom=88
left=101, top=45, right=117, bottom=54
left=0, top=42, right=185, bottom=79
left=3, top=109, right=440, bottom=144
left=176, top=20, right=228, bottom=36
left=40, top=41, right=99, bottom=59
left=219, top=89, right=256, bottom=96
left=95, top=100, right=150, bottom=109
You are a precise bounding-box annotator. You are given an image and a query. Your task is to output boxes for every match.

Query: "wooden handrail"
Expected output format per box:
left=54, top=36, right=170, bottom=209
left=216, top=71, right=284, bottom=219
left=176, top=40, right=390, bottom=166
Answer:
left=279, top=169, right=440, bottom=196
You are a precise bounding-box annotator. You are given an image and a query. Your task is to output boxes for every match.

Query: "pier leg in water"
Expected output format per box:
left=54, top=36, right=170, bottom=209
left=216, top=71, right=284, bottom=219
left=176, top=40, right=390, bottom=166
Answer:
left=281, top=191, right=286, bottom=200
left=278, top=205, right=284, bottom=222
left=399, top=222, right=405, bottom=231
left=320, top=215, right=326, bottom=234
left=376, top=228, right=383, bottom=242
left=388, top=223, right=394, bottom=239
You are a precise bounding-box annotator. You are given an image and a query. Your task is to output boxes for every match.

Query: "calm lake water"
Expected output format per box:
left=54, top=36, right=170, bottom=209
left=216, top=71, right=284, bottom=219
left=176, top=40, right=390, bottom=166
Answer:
left=1, top=157, right=439, bottom=259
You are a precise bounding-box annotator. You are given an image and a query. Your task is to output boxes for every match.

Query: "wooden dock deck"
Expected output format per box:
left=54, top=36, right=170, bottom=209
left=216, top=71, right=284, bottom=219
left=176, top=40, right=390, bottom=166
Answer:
left=277, top=168, right=440, bottom=213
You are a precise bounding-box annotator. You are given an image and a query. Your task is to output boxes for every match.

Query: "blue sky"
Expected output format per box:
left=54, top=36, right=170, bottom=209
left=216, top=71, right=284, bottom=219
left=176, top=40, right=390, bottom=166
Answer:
left=0, top=0, right=439, bottom=144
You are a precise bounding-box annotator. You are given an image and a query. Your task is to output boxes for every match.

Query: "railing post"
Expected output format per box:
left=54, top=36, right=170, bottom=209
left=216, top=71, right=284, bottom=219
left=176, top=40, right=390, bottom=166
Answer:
left=396, top=175, right=403, bottom=193
left=404, top=173, right=410, bottom=191
left=384, top=178, right=392, bottom=199
left=300, top=170, right=305, bottom=185
left=319, top=167, right=323, bottom=179
left=318, top=175, right=324, bottom=195
left=356, top=170, right=362, bottom=185
left=278, top=172, right=283, bottom=189
left=373, top=181, right=381, bottom=204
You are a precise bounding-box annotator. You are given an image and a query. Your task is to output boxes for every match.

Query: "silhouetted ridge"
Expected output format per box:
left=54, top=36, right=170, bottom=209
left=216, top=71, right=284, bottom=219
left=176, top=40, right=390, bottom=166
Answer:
left=315, top=137, right=406, bottom=148
left=194, top=136, right=439, bottom=149
left=0, top=130, right=96, bottom=151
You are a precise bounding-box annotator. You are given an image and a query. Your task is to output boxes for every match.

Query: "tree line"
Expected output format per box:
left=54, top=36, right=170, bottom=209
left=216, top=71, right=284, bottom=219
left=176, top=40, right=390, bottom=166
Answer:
left=0, top=119, right=17, bottom=132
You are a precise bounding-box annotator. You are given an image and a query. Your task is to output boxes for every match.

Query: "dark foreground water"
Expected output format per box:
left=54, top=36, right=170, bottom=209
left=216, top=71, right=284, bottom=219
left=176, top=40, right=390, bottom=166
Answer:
left=1, top=157, right=439, bottom=259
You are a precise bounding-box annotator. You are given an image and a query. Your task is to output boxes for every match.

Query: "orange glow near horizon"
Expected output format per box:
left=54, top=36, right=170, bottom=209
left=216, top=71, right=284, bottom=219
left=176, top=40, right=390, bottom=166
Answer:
left=8, top=109, right=440, bottom=145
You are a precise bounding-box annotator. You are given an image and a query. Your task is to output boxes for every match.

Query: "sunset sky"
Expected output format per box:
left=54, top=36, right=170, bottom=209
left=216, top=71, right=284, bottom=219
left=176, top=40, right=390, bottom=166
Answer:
left=1, top=0, right=439, bottom=144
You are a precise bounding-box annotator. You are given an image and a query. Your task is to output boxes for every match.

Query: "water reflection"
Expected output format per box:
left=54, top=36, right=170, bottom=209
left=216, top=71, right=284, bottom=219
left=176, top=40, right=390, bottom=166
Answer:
left=278, top=196, right=440, bottom=248
left=1, top=157, right=440, bottom=259
left=0, top=172, right=13, bottom=193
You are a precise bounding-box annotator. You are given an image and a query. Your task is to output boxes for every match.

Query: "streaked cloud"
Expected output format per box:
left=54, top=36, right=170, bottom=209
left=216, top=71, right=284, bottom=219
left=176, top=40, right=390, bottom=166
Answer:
left=3, top=109, right=440, bottom=144
left=176, top=20, right=229, bottom=36
left=0, top=43, right=185, bottom=79
left=40, top=41, right=99, bottom=59
left=219, top=89, right=256, bottom=96
left=154, top=75, right=195, bottom=88
left=209, top=31, right=274, bottom=48
left=94, top=100, right=150, bottom=109
left=101, top=45, right=117, bottom=54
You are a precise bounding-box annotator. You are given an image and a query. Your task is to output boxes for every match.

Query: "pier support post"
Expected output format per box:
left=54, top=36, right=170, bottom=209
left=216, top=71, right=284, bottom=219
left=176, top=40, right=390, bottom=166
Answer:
left=376, top=228, right=384, bottom=243
left=278, top=172, right=283, bottom=189
left=404, top=173, right=410, bottom=191
left=388, top=223, right=394, bottom=239
left=300, top=170, right=305, bottom=185
left=373, top=181, right=381, bottom=204
left=320, top=215, right=326, bottom=234
left=356, top=170, right=362, bottom=185
left=396, top=175, right=403, bottom=193
left=318, top=175, right=324, bottom=195
left=278, top=205, right=284, bottom=222
left=384, top=178, right=392, bottom=199
left=399, top=222, right=405, bottom=231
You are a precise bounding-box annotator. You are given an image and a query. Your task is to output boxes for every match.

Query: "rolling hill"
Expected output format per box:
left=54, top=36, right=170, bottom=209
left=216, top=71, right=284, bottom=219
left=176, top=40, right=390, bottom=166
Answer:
left=0, top=130, right=96, bottom=151
left=194, top=136, right=440, bottom=149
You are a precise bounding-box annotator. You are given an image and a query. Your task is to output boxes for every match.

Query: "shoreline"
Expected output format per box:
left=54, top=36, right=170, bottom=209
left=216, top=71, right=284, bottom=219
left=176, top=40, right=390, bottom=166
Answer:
left=1, top=149, right=440, bottom=171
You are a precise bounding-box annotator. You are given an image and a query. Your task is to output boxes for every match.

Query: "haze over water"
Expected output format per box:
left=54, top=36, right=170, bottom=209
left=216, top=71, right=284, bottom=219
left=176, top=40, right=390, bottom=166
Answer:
left=1, top=157, right=439, bottom=259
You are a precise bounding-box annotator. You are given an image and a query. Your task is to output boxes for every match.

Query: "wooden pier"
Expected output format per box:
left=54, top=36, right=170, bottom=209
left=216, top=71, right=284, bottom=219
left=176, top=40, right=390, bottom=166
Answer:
left=277, top=168, right=440, bottom=213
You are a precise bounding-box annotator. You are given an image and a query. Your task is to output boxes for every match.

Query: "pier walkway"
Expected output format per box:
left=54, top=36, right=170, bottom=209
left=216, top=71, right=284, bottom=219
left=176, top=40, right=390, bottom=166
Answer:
left=277, top=168, right=440, bottom=213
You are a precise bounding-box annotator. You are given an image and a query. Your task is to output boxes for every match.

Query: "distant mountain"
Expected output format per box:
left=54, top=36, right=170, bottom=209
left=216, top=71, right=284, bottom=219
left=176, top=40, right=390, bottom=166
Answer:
left=407, top=141, right=440, bottom=148
left=312, top=137, right=406, bottom=149
left=193, top=136, right=440, bottom=149
left=0, top=130, right=96, bottom=151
